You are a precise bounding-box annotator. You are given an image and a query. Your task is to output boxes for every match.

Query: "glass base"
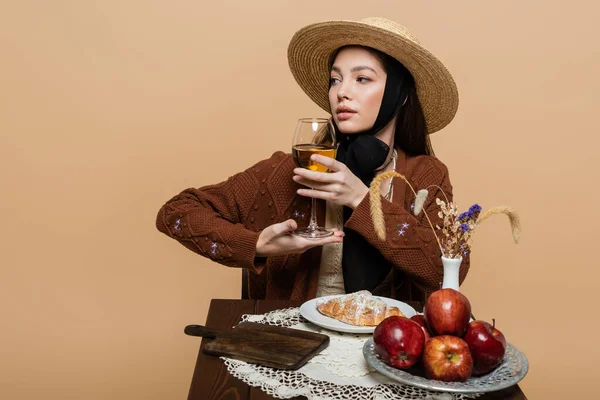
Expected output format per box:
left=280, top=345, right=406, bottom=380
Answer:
left=292, top=226, right=334, bottom=239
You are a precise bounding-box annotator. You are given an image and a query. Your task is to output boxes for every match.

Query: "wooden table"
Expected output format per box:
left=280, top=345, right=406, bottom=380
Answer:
left=187, top=299, right=527, bottom=400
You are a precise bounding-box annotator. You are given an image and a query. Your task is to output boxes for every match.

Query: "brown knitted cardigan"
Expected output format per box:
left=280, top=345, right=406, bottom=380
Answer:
left=155, top=148, right=470, bottom=302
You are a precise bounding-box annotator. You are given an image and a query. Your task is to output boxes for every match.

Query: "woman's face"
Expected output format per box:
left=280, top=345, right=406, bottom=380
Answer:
left=328, top=46, right=387, bottom=134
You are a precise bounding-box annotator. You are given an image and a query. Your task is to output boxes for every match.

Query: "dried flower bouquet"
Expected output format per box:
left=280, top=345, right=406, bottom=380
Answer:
left=369, top=171, right=521, bottom=259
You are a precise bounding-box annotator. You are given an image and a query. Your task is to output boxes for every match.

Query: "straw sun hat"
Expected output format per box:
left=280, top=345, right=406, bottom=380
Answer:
left=287, top=17, right=459, bottom=134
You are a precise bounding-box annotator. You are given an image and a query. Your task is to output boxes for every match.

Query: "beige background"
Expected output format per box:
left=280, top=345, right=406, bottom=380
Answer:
left=1, top=1, right=598, bottom=399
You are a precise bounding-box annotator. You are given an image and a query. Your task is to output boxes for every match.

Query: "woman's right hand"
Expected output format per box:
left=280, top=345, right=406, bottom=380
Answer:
left=255, top=219, right=344, bottom=257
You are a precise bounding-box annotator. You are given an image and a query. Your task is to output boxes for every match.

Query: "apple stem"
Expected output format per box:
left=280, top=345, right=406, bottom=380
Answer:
left=492, top=318, right=496, bottom=330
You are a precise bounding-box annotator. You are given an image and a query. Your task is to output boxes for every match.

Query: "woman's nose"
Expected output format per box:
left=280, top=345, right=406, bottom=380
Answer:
left=336, top=81, right=351, bottom=101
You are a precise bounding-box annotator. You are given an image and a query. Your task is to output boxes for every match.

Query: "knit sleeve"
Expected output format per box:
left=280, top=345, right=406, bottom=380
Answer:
left=155, top=152, right=287, bottom=273
left=344, top=158, right=470, bottom=295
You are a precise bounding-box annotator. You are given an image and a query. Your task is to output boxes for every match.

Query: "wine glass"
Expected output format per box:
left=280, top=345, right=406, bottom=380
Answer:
left=291, top=118, right=337, bottom=238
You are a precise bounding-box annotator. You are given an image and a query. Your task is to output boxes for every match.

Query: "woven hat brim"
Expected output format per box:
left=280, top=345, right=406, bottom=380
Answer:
left=288, top=20, right=459, bottom=134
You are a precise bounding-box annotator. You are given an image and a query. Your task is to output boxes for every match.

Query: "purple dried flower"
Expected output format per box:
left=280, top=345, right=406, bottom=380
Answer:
left=469, top=204, right=482, bottom=215
left=458, top=212, right=470, bottom=221
left=460, top=223, right=469, bottom=232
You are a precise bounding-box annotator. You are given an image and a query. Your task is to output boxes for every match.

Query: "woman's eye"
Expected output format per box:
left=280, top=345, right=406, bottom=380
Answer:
left=357, top=77, right=371, bottom=83
left=330, top=77, right=341, bottom=85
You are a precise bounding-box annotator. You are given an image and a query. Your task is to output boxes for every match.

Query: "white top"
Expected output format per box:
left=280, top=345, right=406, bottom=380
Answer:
left=317, top=149, right=398, bottom=297
left=316, top=201, right=346, bottom=297
left=316, top=152, right=397, bottom=297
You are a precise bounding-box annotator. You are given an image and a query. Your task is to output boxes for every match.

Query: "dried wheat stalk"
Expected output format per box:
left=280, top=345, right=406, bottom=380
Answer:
left=476, top=206, right=522, bottom=244
left=369, top=171, right=443, bottom=254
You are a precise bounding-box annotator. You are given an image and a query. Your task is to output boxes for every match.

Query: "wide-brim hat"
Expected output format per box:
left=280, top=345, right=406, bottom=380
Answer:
left=287, top=17, right=459, bottom=134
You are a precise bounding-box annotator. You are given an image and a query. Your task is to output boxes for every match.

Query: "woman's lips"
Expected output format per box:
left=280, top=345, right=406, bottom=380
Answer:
left=337, top=111, right=356, bottom=120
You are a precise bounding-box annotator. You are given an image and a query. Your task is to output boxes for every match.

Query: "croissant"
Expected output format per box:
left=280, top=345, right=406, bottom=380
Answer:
left=316, top=290, right=404, bottom=326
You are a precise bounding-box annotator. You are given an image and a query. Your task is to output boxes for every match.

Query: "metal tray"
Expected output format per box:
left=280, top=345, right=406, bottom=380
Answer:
left=363, top=338, right=529, bottom=394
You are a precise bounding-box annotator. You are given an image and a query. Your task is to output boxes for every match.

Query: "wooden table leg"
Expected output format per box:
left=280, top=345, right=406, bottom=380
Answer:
left=187, top=299, right=257, bottom=400
left=478, top=385, right=528, bottom=400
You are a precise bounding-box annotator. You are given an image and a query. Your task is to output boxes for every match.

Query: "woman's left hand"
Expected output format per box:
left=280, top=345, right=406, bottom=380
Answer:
left=293, top=154, right=369, bottom=209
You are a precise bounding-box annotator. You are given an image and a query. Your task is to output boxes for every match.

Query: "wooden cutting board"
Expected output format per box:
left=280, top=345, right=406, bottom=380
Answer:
left=184, top=322, right=330, bottom=370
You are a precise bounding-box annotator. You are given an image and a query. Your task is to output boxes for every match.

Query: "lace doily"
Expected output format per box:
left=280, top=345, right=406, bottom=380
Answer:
left=220, top=308, right=482, bottom=400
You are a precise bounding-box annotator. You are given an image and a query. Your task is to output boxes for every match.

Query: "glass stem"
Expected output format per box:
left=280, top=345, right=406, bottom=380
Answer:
left=308, top=190, right=318, bottom=230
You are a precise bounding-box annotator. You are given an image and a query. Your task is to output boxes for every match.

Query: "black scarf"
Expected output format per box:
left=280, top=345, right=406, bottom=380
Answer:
left=333, top=60, right=410, bottom=294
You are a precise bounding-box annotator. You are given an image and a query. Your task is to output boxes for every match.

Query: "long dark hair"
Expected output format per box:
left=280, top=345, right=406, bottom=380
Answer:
left=328, top=45, right=434, bottom=157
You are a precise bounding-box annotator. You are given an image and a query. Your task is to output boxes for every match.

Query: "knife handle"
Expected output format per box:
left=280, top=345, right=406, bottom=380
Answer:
left=184, top=325, right=219, bottom=339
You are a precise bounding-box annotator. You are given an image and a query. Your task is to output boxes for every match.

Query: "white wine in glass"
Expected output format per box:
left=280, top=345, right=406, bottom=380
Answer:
left=291, top=118, right=337, bottom=238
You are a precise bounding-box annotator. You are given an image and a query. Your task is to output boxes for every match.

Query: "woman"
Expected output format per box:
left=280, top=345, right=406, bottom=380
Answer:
left=155, top=17, right=469, bottom=302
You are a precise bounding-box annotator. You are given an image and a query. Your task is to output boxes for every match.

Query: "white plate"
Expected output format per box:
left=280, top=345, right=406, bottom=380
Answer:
left=299, top=294, right=417, bottom=334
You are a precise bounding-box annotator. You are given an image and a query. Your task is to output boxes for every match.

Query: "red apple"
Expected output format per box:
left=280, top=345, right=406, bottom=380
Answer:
left=422, top=335, right=473, bottom=382
left=410, top=314, right=432, bottom=341
left=424, top=288, right=472, bottom=337
left=463, top=319, right=507, bottom=376
left=373, top=316, right=425, bottom=369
